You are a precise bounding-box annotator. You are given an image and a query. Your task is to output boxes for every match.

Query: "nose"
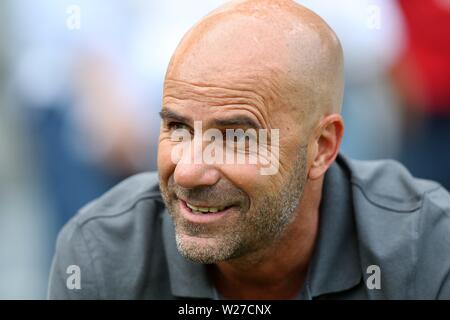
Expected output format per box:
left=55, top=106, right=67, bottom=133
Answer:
left=174, top=162, right=221, bottom=189
left=173, top=138, right=221, bottom=188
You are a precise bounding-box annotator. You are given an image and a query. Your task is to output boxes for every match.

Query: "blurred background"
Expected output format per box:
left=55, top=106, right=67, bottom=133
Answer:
left=0, top=0, right=449, bottom=299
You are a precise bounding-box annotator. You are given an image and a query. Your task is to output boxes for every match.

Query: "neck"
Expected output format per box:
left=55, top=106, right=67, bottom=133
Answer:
left=209, top=177, right=323, bottom=300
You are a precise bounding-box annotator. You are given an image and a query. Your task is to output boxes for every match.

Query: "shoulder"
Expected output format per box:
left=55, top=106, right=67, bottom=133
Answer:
left=66, top=171, right=166, bottom=252
left=49, top=172, right=169, bottom=299
left=338, top=155, right=450, bottom=299
left=74, top=171, right=163, bottom=225
left=341, top=155, right=443, bottom=213
left=69, top=171, right=166, bottom=255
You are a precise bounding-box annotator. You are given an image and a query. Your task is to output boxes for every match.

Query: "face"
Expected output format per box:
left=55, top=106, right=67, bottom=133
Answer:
left=158, top=77, right=312, bottom=265
left=158, top=16, right=313, bottom=264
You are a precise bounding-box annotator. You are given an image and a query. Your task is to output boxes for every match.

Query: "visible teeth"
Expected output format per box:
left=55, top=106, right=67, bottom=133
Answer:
left=186, top=202, right=225, bottom=214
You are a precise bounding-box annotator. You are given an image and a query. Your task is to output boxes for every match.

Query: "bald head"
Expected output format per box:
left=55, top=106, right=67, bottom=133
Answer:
left=165, top=0, right=344, bottom=129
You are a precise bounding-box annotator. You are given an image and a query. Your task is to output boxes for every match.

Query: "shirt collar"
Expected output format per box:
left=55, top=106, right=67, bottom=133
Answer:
left=161, top=154, right=362, bottom=299
left=304, top=154, right=362, bottom=298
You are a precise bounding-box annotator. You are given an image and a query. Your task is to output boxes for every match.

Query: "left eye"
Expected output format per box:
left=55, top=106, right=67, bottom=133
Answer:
left=168, top=122, right=190, bottom=131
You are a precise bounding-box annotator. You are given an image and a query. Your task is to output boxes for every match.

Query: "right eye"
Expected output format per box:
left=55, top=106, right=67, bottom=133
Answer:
left=167, top=122, right=193, bottom=142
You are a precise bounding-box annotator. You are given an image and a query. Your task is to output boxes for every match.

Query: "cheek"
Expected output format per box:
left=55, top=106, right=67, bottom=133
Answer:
left=220, top=164, right=278, bottom=202
left=157, top=142, right=176, bottom=183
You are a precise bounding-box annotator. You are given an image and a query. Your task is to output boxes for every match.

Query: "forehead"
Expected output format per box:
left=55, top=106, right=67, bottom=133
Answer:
left=166, top=13, right=290, bottom=85
left=162, top=77, right=273, bottom=130
left=163, top=70, right=280, bottom=108
left=163, top=18, right=289, bottom=119
left=163, top=62, right=296, bottom=130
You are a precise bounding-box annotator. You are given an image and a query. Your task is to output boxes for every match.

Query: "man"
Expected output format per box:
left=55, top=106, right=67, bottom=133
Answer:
left=48, top=0, right=450, bottom=299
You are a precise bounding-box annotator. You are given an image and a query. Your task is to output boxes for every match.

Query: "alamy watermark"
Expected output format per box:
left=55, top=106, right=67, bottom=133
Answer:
left=366, top=265, right=381, bottom=290
left=170, top=121, right=280, bottom=176
left=366, top=4, right=381, bottom=30
left=66, top=5, right=81, bottom=30
left=66, top=265, right=81, bottom=290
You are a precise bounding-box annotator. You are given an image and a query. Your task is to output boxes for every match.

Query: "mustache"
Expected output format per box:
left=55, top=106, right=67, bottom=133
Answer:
left=167, top=176, right=247, bottom=207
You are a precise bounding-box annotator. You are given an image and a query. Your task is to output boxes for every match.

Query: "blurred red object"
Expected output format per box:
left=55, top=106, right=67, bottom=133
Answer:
left=394, top=0, right=450, bottom=113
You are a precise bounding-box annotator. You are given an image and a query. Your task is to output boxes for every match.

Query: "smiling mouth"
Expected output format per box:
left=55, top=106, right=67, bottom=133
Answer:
left=182, top=200, right=233, bottom=214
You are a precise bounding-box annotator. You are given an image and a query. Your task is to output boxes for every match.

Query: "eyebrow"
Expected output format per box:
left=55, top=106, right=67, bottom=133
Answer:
left=159, top=109, right=262, bottom=130
left=211, top=117, right=262, bottom=130
left=159, top=109, right=191, bottom=124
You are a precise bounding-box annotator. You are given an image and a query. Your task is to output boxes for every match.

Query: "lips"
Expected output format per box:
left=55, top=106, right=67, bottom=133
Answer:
left=178, top=199, right=235, bottom=224
left=185, top=202, right=229, bottom=214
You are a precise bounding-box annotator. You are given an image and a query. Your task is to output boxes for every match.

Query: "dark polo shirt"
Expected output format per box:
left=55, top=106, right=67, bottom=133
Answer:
left=48, top=155, right=450, bottom=299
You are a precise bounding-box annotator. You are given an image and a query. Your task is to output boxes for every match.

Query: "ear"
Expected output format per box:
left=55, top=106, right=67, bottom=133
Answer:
left=308, top=114, right=344, bottom=180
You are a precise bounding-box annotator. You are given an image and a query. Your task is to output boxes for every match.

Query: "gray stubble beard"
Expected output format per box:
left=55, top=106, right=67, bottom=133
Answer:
left=161, top=146, right=308, bottom=265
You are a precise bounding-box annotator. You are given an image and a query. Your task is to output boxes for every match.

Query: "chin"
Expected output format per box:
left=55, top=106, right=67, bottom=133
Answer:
left=175, top=233, right=234, bottom=264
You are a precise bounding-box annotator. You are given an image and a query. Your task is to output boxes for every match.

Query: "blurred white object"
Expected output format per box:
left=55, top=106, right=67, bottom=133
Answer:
left=299, top=0, right=406, bottom=159
left=299, top=0, right=405, bottom=84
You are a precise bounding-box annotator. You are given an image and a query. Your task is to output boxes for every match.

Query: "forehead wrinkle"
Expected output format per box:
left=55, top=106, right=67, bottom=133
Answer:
left=164, top=78, right=276, bottom=105
left=164, top=79, right=263, bottom=105
left=163, top=78, right=279, bottom=125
